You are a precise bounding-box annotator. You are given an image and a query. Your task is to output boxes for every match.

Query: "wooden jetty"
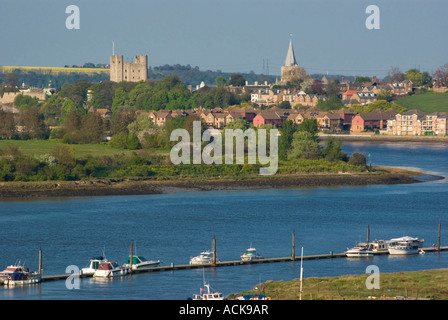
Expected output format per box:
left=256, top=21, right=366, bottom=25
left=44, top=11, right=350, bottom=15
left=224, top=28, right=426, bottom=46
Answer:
left=2, top=225, right=447, bottom=285
left=37, top=245, right=448, bottom=283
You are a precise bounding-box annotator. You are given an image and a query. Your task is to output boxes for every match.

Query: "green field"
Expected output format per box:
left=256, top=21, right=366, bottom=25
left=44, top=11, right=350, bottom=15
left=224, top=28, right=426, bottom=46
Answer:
left=0, top=139, right=134, bottom=158
left=394, top=92, right=448, bottom=113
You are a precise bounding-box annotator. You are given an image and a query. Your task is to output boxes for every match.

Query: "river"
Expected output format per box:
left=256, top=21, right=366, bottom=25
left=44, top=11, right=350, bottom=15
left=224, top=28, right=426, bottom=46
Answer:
left=0, top=140, right=447, bottom=300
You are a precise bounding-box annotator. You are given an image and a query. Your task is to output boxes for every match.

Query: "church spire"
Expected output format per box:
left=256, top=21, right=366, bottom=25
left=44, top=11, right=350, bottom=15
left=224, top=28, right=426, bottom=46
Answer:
left=284, top=34, right=297, bottom=67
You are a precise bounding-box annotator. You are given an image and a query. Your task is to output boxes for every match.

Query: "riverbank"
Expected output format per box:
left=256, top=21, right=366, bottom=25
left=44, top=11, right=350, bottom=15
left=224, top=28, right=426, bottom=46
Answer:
left=231, top=268, right=448, bottom=300
left=0, top=166, right=438, bottom=200
left=320, top=134, right=448, bottom=143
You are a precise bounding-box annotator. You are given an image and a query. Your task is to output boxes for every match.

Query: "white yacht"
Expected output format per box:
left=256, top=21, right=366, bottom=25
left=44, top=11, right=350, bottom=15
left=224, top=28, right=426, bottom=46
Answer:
left=345, top=246, right=374, bottom=258
left=388, top=236, right=424, bottom=255
left=93, top=260, right=130, bottom=278
left=241, top=247, right=264, bottom=262
left=189, top=251, right=218, bottom=265
left=123, top=255, right=161, bottom=270
left=80, top=256, right=106, bottom=276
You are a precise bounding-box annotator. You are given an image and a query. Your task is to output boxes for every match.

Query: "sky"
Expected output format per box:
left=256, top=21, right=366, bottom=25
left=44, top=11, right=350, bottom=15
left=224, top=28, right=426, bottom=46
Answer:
left=1, top=0, right=447, bottom=78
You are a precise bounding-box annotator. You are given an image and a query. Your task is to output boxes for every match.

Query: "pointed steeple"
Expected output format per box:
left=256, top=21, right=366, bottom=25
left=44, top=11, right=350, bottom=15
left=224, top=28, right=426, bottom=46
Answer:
left=284, top=34, right=297, bottom=67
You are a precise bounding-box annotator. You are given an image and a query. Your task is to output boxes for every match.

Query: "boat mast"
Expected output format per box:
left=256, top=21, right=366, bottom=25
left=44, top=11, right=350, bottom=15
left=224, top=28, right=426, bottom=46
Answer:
left=299, top=247, right=303, bottom=300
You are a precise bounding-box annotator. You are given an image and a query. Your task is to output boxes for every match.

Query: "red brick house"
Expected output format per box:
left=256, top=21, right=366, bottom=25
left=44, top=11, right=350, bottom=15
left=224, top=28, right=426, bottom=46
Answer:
left=253, top=111, right=283, bottom=127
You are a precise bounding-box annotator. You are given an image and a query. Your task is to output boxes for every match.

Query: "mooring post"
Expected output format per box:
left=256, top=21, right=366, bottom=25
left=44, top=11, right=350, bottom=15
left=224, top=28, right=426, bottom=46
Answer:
left=292, top=230, right=295, bottom=261
left=367, top=224, right=370, bottom=244
left=438, top=222, right=441, bottom=252
left=213, top=235, right=217, bottom=265
left=130, top=240, right=133, bottom=274
left=39, top=246, right=42, bottom=275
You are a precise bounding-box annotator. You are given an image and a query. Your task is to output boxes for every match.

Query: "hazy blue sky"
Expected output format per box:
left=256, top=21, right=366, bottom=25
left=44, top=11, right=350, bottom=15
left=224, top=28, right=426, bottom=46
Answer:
left=1, top=0, right=447, bottom=78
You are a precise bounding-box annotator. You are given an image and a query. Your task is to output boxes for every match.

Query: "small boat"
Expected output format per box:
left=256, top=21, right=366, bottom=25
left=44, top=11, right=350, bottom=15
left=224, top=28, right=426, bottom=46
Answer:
left=123, top=255, right=161, bottom=270
left=192, top=281, right=225, bottom=300
left=387, top=236, right=424, bottom=255
left=80, top=256, right=106, bottom=276
left=0, top=264, right=41, bottom=286
left=93, top=260, right=130, bottom=278
left=190, top=251, right=218, bottom=265
left=345, top=246, right=374, bottom=258
left=241, top=247, right=264, bottom=262
left=237, top=294, right=271, bottom=300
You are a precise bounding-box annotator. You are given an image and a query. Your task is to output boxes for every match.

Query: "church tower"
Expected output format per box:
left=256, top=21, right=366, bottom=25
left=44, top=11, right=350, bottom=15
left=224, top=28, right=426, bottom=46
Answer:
left=280, top=35, right=307, bottom=85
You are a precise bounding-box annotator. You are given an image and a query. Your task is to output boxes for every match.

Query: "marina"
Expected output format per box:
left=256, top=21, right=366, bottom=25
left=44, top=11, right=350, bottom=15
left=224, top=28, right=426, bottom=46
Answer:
left=5, top=242, right=446, bottom=285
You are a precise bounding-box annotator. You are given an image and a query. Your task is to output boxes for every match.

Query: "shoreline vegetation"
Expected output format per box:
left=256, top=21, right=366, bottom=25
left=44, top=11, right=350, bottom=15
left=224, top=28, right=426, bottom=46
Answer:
left=0, top=166, right=437, bottom=200
left=231, top=268, right=448, bottom=300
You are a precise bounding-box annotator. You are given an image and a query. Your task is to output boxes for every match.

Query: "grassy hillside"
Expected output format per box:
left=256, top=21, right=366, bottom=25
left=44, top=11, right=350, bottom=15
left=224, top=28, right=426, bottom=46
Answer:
left=231, top=269, right=448, bottom=300
left=394, top=92, right=448, bottom=113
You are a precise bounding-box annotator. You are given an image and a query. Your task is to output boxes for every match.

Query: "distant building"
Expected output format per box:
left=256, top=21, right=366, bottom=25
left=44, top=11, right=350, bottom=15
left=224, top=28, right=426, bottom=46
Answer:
left=280, top=36, right=308, bottom=85
left=110, top=55, right=148, bottom=82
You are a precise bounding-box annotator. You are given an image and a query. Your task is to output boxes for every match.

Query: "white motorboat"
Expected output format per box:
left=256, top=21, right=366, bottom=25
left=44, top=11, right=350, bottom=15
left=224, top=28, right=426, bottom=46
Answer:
left=241, top=247, right=264, bottom=262
left=93, top=260, right=130, bottom=278
left=345, top=246, right=374, bottom=257
left=192, top=281, right=225, bottom=300
left=0, top=264, right=41, bottom=286
left=80, top=256, right=106, bottom=276
left=189, top=251, right=218, bottom=265
left=388, top=236, right=424, bottom=255
left=123, top=255, right=161, bottom=270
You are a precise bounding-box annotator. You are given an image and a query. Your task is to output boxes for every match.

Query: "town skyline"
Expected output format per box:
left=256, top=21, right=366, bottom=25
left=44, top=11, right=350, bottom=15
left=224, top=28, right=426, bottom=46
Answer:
left=0, top=0, right=447, bottom=78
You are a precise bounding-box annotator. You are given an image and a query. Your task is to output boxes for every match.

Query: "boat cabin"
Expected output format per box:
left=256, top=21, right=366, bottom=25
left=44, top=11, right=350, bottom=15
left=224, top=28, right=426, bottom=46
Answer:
left=97, top=261, right=120, bottom=270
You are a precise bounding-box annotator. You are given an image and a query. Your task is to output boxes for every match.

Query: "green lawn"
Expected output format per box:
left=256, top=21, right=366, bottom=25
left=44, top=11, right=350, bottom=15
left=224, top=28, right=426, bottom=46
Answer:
left=0, top=139, right=135, bottom=158
left=394, top=92, right=448, bottom=113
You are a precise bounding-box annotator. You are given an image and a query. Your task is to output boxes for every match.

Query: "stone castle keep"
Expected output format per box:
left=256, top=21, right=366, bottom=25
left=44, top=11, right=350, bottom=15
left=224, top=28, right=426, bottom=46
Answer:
left=110, top=55, right=148, bottom=82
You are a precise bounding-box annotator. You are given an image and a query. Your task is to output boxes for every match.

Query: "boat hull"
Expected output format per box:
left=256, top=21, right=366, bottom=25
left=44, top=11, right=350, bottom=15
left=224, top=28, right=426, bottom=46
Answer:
left=388, top=246, right=420, bottom=255
left=93, top=268, right=129, bottom=277
left=3, top=275, right=41, bottom=286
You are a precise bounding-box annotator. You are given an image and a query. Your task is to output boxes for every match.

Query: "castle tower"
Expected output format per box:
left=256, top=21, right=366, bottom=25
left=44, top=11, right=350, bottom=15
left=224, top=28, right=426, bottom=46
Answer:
left=280, top=35, right=307, bottom=85
left=110, top=54, right=148, bottom=82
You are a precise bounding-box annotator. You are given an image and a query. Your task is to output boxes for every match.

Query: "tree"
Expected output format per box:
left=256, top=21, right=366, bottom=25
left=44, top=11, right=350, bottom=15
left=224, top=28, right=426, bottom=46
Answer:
left=288, top=130, right=322, bottom=160
left=297, top=118, right=319, bottom=141
left=215, top=76, right=227, bottom=87
left=278, top=101, right=291, bottom=109
left=82, top=113, right=104, bottom=143
left=348, top=152, right=367, bottom=167
left=404, top=69, right=423, bottom=86
left=322, top=137, right=346, bottom=162
left=0, top=110, right=16, bottom=139
left=50, top=144, right=76, bottom=168
left=310, top=79, right=325, bottom=95
left=387, top=67, right=404, bottom=82
left=278, top=119, right=297, bottom=161
left=21, top=106, right=49, bottom=139
left=316, top=96, right=343, bottom=111
left=354, top=76, right=370, bottom=83
left=227, top=74, right=245, bottom=87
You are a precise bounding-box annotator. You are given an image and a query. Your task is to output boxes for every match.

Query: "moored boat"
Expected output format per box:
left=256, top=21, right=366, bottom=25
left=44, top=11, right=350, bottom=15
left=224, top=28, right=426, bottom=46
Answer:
left=189, top=251, right=218, bottom=265
left=345, top=246, right=374, bottom=258
left=387, top=236, right=424, bottom=255
left=93, top=260, right=130, bottom=277
left=80, top=256, right=106, bottom=276
left=0, top=264, right=41, bottom=286
left=241, top=247, right=264, bottom=262
left=123, top=255, right=161, bottom=270
left=192, top=281, right=225, bottom=300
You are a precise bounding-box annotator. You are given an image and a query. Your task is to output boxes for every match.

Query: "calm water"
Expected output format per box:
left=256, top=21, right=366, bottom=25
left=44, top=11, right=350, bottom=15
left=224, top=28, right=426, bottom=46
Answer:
left=1, top=140, right=448, bottom=300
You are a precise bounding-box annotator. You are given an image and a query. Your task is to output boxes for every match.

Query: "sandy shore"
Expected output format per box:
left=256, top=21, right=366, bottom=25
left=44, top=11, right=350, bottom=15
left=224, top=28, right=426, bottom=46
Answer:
left=0, top=166, right=441, bottom=200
